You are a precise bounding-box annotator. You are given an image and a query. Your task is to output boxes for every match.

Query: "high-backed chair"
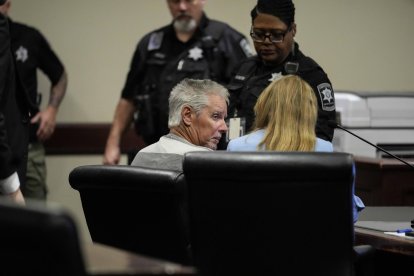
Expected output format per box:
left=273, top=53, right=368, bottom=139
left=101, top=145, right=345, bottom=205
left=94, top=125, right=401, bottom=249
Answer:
left=183, top=151, right=357, bottom=276
left=69, top=164, right=191, bottom=265
left=0, top=200, right=87, bottom=276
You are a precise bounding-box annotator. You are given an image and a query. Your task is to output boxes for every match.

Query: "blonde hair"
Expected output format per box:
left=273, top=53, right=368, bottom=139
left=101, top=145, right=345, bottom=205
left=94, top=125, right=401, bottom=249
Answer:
left=253, top=75, right=317, bottom=151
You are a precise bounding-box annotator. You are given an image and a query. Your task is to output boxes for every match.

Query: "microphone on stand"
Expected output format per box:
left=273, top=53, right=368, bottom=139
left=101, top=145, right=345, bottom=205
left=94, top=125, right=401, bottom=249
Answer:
left=328, top=120, right=414, bottom=170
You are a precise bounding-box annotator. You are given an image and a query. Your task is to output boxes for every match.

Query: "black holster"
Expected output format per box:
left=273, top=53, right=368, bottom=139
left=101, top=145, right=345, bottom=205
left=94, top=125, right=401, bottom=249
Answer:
left=134, top=92, right=155, bottom=144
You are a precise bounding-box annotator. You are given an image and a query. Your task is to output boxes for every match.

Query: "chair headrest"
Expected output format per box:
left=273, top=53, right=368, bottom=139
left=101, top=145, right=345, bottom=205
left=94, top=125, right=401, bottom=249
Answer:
left=69, top=165, right=184, bottom=192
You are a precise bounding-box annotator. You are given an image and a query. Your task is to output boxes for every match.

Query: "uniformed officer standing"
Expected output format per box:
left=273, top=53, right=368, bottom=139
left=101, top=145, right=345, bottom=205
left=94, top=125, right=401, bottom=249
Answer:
left=0, top=0, right=34, bottom=204
left=228, top=0, right=336, bottom=142
left=0, top=0, right=68, bottom=200
left=103, top=0, right=253, bottom=165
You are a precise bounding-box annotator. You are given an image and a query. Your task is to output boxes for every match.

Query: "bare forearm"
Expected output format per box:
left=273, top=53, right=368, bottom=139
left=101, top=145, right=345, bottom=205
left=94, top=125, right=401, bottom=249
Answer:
left=107, top=98, right=135, bottom=146
left=48, top=70, right=67, bottom=109
left=103, top=98, right=135, bottom=165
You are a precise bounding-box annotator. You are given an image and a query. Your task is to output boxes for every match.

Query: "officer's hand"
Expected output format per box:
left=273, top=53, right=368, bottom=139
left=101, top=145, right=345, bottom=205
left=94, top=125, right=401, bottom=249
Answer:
left=103, top=145, right=121, bottom=165
left=31, top=106, right=58, bottom=142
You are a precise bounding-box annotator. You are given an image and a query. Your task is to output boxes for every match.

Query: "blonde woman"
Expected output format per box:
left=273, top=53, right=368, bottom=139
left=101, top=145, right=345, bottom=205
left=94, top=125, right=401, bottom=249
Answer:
left=227, top=75, right=364, bottom=223
left=227, top=75, right=332, bottom=152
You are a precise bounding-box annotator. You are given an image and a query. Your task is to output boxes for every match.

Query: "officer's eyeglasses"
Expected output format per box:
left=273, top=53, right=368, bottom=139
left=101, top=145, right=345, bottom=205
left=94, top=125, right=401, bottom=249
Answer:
left=250, top=26, right=292, bottom=43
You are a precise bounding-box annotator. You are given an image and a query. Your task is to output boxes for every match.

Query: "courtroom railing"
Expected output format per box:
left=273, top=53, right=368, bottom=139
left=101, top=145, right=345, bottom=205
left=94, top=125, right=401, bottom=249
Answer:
left=44, top=123, right=145, bottom=155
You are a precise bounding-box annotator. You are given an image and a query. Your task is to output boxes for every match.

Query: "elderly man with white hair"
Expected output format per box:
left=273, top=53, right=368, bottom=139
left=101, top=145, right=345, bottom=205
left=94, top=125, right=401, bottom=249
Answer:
left=131, top=78, right=228, bottom=170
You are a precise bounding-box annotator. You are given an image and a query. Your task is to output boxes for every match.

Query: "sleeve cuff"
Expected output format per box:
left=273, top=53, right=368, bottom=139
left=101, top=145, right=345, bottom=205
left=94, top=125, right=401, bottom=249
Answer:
left=0, top=172, right=21, bottom=194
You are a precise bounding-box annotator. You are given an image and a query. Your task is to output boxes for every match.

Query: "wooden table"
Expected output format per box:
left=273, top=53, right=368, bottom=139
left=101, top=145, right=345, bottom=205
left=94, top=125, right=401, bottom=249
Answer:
left=354, top=207, right=414, bottom=275
left=84, top=243, right=196, bottom=275
left=355, top=227, right=414, bottom=256
left=355, top=156, right=414, bottom=205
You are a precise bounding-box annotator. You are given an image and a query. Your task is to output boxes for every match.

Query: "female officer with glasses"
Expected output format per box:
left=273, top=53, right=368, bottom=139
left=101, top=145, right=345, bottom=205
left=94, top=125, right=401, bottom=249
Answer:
left=227, top=0, right=336, bottom=143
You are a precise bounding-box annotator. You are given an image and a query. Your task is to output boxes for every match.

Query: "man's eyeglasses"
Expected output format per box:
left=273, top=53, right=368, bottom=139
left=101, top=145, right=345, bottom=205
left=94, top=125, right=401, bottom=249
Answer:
left=250, top=26, right=292, bottom=43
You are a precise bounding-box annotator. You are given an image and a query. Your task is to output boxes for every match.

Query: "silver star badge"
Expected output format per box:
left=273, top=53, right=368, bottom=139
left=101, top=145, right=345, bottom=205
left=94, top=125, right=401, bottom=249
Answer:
left=15, top=46, right=28, bottom=63
left=268, top=72, right=283, bottom=82
left=188, top=46, right=203, bottom=61
left=321, top=88, right=333, bottom=103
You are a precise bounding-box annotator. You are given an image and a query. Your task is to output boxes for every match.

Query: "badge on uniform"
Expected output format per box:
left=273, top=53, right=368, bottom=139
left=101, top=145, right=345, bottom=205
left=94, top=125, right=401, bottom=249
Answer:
left=188, top=46, right=203, bottom=61
left=15, top=45, right=28, bottom=63
left=268, top=72, right=283, bottom=82
left=317, top=83, right=335, bottom=111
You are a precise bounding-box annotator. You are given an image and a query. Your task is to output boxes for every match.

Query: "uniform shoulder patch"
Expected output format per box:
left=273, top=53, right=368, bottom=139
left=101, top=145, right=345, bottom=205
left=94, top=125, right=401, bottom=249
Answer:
left=148, top=32, right=163, bottom=51
left=317, top=83, right=335, bottom=111
left=239, top=38, right=254, bottom=57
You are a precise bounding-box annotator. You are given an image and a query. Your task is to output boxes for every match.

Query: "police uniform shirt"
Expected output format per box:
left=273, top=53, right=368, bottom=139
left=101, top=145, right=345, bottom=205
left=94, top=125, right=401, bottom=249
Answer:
left=0, top=14, right=32, bottom=188
left=9, top=19, right=64, bottom=143
left=9, top=19, right=64, bottom=107
left=121, top=13, right=252, bottom=99
left=228, top=42, right=336, bottom=142
left=120, top=13, right=252, bottom=143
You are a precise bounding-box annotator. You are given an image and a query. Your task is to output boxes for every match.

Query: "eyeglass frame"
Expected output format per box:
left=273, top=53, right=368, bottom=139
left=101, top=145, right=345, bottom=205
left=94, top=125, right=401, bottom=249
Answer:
left=250, top=25, right=292, bottom=43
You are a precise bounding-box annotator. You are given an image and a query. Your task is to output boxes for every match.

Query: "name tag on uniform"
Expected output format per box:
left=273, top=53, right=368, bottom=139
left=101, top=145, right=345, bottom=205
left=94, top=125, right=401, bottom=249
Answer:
left=177, top=60, right=184, bottom=70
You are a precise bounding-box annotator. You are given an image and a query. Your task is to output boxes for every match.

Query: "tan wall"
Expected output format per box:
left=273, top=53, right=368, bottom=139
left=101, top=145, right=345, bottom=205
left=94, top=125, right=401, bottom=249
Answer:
left=10, top=0, right=414, bottom=123
left=9, top=0, right=414, bottom=242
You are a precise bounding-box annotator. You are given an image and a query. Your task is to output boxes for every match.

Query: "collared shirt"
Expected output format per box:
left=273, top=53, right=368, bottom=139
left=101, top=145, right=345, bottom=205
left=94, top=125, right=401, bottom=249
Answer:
left=228, top=43, right=336, bottom=142
left=121, top=13, right=252, bottom=144
left=9, top=19, right=64, bottom=106
left=121, top=13, right=250, bottom=100
left=0, top=14, right=23, bottom=193
left=9, top=19, right=65, bottom=143
left=138, top=133, right=212, bottom=155
left=131, top=133, right=212, bottom=171
left=227, top=129, right=333, bottom=152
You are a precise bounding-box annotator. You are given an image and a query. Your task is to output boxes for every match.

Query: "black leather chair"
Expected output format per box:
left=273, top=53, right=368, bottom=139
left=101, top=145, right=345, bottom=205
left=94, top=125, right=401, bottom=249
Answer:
left=69, top=164, right=191, bottom=265
left=183, top=151, right=362, bottom=276
left=0, top=200, right=87, bottom=276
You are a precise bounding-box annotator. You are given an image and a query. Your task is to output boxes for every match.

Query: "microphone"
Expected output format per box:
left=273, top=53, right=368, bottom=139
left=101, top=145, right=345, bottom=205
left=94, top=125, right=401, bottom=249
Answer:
left=328, top=120, right=414, bottom=170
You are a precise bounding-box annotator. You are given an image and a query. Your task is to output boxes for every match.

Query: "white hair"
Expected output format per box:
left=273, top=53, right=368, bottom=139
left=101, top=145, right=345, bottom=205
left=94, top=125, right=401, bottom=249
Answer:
left=168, top=78, right=229, bottom=128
